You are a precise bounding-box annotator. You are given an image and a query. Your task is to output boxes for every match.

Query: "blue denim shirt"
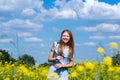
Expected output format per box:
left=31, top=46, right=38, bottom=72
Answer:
left=48, top=41, right=69, bottom=80
left=53, top=41, right=70, bottom=65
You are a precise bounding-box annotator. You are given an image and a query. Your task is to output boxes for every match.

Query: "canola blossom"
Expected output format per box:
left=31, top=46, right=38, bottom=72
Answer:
left=0, top=59, right=119, bottom=80
left=103, top=56, right=112, bottom=66
left=110, top=42, right=118, bottom=49
left=76, top=65, right=85, bottom=72
left=97, top=47, right=105, bottom=56
left=48, top=72, right=61, bottom=80
left=70, top=71, right=78, bottom=78
left=50, top=72, right=58, bottom=77
left=0, top=42, right=120, bottom=80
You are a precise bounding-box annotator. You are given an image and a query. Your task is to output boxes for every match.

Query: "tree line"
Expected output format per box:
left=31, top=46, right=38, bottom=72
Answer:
left=0, top=49, right=36, bottom=65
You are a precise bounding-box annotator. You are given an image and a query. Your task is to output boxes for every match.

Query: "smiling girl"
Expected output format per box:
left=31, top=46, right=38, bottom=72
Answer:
left=48, top=29, right=74, bottom=80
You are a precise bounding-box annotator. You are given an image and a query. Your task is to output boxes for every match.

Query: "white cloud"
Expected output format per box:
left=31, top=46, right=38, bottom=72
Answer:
left=0, top=0, right=15, bottom=11
left=24, top=37, right=43, bottom=42
left=109, top=36, right=120, bottom=39
left=0, top=0, right=44, bottom=11
left=76, top=27, right=97, bottom=32
left=96, top=23, right=120, bottom=32
left=89, top=36, right=105, bottom=39
left=33, top=8, right=56, bottom=21
left=83, top=42, right=97, bottom=46
left=0, top=19, right=43, bottom=32
left=0, top=0, right=44, bottom=20
left=76, top=23, right=120, bottom=32
left=1, top=0, right=120, bottom=21
left=75, top=42, right=97, bottom=47
left=76, top=0, right=120, bottom=19
left=17, top=32, right=32, bottom=37
left=53, top=0, right=120, bottom=20
left=55, top=9, right=77, bottom=19
left=53, top=0, right=82, bottom=19
left=0, top=38, right=13, bottom=43
left=21, top=8, right=36, bottom=16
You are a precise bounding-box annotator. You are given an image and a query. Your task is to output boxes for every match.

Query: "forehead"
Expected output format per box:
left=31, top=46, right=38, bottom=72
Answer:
left=62, top=31, right=69, bottom=35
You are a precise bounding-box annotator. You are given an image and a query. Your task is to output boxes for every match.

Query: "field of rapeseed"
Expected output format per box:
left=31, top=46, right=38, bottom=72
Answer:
left=0, top=57, right=120, bottom=80
left=0, top=42, right=120, bottom=80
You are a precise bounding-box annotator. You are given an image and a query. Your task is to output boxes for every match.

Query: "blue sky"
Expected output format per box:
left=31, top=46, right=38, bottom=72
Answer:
left=0, top=0, right=120, bottom=64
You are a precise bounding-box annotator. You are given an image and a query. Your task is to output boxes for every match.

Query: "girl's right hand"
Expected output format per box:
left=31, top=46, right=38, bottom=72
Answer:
left=56, top=56, right=62, bottom=60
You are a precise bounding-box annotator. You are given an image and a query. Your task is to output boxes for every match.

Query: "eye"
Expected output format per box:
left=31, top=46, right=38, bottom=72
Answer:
left=63, top=35, right=66, bottom=37
left=63, top=35, right=70, bottom=37
left=67, top=35, right=70, bottom=37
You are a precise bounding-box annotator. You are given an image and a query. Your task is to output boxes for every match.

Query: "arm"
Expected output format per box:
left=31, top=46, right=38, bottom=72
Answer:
left=48, top=44, right=62, bottom=62
left=55, top=59, right=74, bottom=68
left=48, top=44, right=55, bottom=62
left=62, top=59, right=74, bottom=68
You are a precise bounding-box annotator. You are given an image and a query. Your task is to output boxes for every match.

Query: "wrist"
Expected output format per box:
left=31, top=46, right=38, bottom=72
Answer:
left=62, top=64, right=65, bottom=67
left=53, top=58, right=56, bottom=61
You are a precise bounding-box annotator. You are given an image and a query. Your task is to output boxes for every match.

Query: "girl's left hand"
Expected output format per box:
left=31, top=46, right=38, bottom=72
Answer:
left=54, top=63, right=63, bottom=68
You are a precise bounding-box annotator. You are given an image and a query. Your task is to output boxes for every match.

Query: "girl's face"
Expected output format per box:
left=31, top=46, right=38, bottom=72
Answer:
left=61, top=31, right=70, bottom=43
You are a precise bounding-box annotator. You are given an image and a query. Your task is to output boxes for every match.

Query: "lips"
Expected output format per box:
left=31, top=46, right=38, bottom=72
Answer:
left=63, top=38, right=69, bottom=43
left=63, top=38, right=68, bottom=41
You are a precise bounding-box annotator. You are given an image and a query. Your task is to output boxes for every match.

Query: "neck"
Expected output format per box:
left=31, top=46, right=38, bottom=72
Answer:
left=63, top=42, right=69, bottom=46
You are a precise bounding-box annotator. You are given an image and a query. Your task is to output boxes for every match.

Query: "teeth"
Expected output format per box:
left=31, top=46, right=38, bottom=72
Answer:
left=64, top=38, right=67, bottom=40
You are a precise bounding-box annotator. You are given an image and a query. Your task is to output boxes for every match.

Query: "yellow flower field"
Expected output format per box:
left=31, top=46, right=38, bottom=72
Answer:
left=0, top=57, right=120, bottom=80
left=0, top=42, right=119, bottom=80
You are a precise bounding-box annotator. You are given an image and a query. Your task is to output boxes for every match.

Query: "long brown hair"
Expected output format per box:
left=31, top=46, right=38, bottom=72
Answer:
left=58, top=29, right=74, bottom=58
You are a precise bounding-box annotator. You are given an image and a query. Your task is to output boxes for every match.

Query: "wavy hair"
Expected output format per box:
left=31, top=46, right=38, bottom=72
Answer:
left=58, top=29, right=74, bottom=58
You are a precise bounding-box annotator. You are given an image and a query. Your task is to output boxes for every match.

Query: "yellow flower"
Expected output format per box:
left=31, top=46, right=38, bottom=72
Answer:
left=84, top=62, right=95, bottom=70
left=48, top=72, right=59, bottom=80
left=51, top=72, right=58, bottom=77
left=97, top=47, right=105, bottom=56
left=108, top=66, right=114, bottom=72
left=4, top=78, right=10, bottom=80
left=103, top=56, right=112, bottom=66
left=110, top=42, right=118, bottom=49
left=70, top=71, right=78, bottom=78
left=76, top=65, right=85, bottom=72
left=18, top=65, right=32, bottom=77
left=41, top=69, right=48, bottom=76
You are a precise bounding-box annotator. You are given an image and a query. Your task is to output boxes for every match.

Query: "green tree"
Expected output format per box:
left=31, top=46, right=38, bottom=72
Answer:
left=112, top=50, right=120, bottom=65
left=0, top=49, right=16, bottom=64
left=18, top=54, right=36, bottom=65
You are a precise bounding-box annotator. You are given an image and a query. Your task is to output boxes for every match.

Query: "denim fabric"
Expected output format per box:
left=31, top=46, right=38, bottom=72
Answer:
left=48, top=65, right=68, bottom=80
left=48, top=41, right=69, bottom=80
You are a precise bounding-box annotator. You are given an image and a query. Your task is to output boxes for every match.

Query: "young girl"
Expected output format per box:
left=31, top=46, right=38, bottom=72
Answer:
left=48, top=29, right=74, bottom=80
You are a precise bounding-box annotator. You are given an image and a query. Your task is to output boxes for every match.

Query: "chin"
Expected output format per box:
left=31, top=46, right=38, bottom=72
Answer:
left=64, top=41, right=68, bottom=43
